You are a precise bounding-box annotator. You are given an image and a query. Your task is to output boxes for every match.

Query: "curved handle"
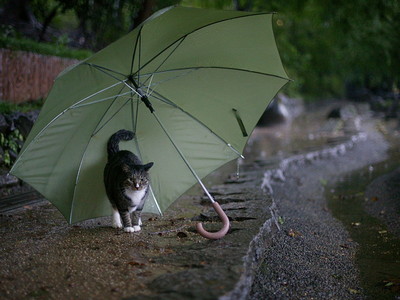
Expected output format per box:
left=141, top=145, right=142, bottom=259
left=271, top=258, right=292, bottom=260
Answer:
left=196, top=202, right=230, bottom=240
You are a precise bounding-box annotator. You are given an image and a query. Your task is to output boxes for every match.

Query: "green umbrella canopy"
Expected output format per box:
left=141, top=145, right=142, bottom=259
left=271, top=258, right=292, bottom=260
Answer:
left=11, top=6, right=289, bottom=225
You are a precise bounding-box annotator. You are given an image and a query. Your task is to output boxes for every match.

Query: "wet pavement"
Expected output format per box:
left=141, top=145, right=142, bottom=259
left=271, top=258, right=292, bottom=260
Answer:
left=1, top=100, right=399, bottom=299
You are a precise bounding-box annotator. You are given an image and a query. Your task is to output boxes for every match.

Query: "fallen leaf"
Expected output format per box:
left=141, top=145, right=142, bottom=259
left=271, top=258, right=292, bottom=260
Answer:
left=385, top=282, right=394, bottom=287
left=287, top=229, right=302, bottom=237
left=127, top=261, right=145, bottom=267
left=382, top=278, right=400, bottom=292
left=348, top=288, right=360, bottom=294
left=371, top=196, right=379, bottom=202
left=278, top=216, right=285, bottom=225
left=351, top=222, right=361, bottom=227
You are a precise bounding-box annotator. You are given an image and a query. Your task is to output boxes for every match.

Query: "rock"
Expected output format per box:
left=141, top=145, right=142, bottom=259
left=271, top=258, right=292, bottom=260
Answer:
left=257, top=94, right=304, bottom=127
left=258, top=98, right=289, bottom=126
left=327, top=104, right=358, bottom=120
left=0, top=173, right=19, bottom=187
left=327, top=107, right=341, bottom=119
left=6, top=110, right=39, bottom=138
left=0, top=114, right=9, bottom=134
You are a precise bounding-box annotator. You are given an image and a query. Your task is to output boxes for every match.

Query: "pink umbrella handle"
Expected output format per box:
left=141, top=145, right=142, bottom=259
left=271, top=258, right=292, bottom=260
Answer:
left=196, top=202, right=230, bottom=239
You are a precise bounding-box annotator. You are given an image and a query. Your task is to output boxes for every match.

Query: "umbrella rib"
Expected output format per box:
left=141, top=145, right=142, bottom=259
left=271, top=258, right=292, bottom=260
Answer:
left=71, top=90, right=132, bottom=109
left=137, top=28, right=142, bottom=83
left=91, top=85, right=129, bottom=136
left=14, top=81, right=125, bottom=161
left=86, top=63, right=129, bottom=84
left=147, top=185, right=162, bottom=215
left=130, top=93, right=138, bottom=135
left=91, top=97, right=132, bottom=137
left=151, top=111, right=216, bottom=204
left=84, top=63, right=145, bottom=99
left=84, top=62, right=126, bottom=79
left=135, top=12, right=274, bottom=76
left=130, top=26, right=142, bottom=75
left=141, top=68, right=198, bottom=95
left=129, top=118, right=163, bottom=215
left=70, top=85, right=129, bottom=222
left=140, top=36, right=186, bottom=88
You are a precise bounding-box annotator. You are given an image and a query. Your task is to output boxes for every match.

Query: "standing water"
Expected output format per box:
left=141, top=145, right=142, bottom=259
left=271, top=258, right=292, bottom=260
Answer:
left=246, top=100, right=400, bottom=299
left=328, top=134, right=400, bottom=299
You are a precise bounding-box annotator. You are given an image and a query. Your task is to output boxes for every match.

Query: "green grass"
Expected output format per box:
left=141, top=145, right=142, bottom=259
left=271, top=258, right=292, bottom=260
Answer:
left=0, top=36, right=92, bottom=60
left=0, top=99, right=44, bottom=114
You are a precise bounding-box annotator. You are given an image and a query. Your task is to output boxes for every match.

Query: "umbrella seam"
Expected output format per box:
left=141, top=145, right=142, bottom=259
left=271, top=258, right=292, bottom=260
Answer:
left=141, top=66, right=290, bottom=81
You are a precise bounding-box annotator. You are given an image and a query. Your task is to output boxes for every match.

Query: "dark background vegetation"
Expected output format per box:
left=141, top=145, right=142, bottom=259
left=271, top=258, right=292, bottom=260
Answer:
left=0, top=0, right=399, bottom=100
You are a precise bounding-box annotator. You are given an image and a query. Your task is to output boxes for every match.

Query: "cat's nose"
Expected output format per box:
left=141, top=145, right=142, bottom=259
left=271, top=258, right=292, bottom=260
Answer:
left=135, top=183, right=140, bottom=189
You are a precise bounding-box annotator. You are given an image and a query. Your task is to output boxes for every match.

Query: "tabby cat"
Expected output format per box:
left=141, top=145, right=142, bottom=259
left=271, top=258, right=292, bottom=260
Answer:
left=104, top=129, right=154, bottom=232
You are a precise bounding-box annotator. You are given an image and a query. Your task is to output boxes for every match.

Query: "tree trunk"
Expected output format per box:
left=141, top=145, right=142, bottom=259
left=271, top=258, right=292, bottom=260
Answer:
left=132, top=0, right=156, bottom=29
left=38, top=5, right=61, bottom=42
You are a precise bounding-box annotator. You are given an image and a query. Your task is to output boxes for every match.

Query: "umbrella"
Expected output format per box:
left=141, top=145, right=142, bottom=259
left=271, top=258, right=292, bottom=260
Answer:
left=10, top=6, right=289, bottom=239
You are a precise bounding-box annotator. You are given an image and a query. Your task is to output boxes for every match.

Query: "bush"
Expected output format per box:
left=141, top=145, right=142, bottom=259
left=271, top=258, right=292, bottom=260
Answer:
left=0, top=36, right=92, bottom=60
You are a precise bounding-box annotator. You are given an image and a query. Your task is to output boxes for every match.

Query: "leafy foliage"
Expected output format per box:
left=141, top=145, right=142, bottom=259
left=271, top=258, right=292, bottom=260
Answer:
left=0, top=34, right=92, bottom=59
left=182, top=0, right=400, bottom=99
left=0, top=129, right=24, bottom=167
left=0, top=100, right=44, bottom=114
left=1, top=0, right=398, bottom=99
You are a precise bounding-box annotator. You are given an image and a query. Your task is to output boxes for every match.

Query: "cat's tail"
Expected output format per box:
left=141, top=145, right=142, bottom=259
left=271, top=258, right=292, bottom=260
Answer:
left=107, top=129, right=135, bottom=158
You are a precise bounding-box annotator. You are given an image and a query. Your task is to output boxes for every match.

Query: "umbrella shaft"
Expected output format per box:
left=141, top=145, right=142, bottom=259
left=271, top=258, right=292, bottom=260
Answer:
left=127, top=76, right=155, bottom=113
left=152, top=112, right=215, bottom=203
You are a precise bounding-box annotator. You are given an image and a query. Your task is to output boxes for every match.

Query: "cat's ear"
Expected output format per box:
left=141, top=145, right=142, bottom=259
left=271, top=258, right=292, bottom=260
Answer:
left=122, top=164, right=131, bottom=173
left=143, top=162, right=154, bottom=171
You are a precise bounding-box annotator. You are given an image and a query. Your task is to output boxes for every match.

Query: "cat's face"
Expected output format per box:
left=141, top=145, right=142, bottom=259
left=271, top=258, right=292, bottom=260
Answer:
left=123, top=163, right=153, bottom=191
left=125, top=171, right=149, bottom=191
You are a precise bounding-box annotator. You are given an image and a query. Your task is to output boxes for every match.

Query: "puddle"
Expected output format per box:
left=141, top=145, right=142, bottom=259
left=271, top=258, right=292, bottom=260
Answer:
left=328, top=145, right=400, bottom=299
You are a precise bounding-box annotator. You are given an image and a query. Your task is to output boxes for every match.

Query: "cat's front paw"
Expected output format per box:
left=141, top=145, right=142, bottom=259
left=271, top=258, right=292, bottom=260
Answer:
left=112, top=221, right=123, bottom=229
left=124, top=226, right=135, bottom=233
left=124, top=226, right=141, bottom=233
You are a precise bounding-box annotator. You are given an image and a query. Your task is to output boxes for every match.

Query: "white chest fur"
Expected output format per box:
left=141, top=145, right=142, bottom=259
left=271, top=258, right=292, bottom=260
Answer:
left=124, top=188, right=146, bottom=208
